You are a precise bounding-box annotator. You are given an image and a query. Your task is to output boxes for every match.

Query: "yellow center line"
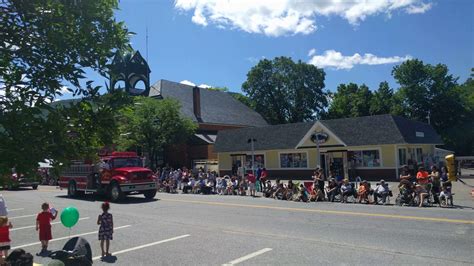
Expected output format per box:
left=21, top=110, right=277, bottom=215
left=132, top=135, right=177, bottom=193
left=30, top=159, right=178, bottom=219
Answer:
left=161, top=198, right=474, bottom=224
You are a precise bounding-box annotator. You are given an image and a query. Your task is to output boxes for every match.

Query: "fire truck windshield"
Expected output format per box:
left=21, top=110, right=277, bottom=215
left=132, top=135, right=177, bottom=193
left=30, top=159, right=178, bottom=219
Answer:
left=112, top=158, right=142, bottom=168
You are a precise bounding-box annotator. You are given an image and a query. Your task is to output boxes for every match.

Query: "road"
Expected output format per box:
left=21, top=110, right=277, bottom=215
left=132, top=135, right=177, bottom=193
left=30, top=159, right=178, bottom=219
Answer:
left=3, top=185, right=473, bottom=265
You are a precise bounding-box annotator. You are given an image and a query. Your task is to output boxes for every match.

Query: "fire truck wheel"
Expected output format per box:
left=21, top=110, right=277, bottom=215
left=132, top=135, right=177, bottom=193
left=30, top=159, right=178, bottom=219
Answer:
left=68, top=181, right=78, bottom=197
left=144, top=189, right=157, bottom=199
left=109, top=182, right=123, bottom=202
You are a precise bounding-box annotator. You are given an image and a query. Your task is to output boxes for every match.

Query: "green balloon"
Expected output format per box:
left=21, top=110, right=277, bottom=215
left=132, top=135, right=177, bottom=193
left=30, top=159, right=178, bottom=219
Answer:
left=60, top=206, right=79, bottom=228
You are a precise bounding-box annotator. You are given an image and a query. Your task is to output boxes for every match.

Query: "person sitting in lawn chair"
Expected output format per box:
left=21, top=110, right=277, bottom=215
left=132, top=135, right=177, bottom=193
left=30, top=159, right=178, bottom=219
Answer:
left=295, top=184, right=309, bottom=202
left=373, top=180, right=391, bottom=205
left=325, top=178, right=339, bottom=202
left=357, top=180, right=371, bottom=204
left=263, top=180, right=274, bottom=198
left=340, top=179, right=355, bottom=203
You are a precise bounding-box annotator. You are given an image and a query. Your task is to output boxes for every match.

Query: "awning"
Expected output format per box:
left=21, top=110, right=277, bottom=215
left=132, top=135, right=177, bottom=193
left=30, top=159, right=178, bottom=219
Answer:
left=194, top=134, right=217, bottom=144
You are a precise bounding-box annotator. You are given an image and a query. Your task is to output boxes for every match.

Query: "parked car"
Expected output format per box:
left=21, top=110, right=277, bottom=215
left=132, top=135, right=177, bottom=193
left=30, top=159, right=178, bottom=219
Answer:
left=5, top=173, right=39, bottom=190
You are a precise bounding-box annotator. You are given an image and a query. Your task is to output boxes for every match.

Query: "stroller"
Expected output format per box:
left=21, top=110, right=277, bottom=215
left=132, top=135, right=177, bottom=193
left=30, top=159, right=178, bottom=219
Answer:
left=49, top=237, right=92, bottom=266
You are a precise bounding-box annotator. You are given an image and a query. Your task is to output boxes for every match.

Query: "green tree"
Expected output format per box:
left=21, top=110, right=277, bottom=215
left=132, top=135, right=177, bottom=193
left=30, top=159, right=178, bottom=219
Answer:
left=442, top=71, right=474, bottom=155
left=370, top=81, right=394, bottom=115
left=392, top=60, right=472, bottom=154
left=0, top=0, right=130, bottom=178
left=242, top=57, right=327, bottom=124
left=117, top=97, right=197, bottom=170
left=326, top=83, right=373, bottom=118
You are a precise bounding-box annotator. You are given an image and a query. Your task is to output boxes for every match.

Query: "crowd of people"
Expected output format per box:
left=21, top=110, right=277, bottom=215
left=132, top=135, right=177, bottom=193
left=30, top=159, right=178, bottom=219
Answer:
left=155, top=165, right=454, bottom=208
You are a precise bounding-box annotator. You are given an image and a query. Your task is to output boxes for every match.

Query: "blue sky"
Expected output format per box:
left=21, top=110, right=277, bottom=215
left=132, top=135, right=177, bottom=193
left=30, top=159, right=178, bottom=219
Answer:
left=75, top=0, right=473, bottom=97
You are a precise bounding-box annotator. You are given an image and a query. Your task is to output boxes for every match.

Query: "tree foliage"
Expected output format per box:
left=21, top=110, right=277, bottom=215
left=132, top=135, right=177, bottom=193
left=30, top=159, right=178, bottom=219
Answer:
left=0, top=0, right=130, bottom=178
left=326, top=60, right=473, bottom=155
left=369, top=81, right=394, bottom=115
left=117, top=97, right=197, bottom=170
left=242, top=57, right=327, bottom=124
left=326, top=83, right=373, bottom=118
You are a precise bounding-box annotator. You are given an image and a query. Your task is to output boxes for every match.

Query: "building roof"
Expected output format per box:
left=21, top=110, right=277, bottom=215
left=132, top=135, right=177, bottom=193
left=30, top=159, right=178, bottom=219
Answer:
left=214, top=122, right=314, bottom=152
left=214, top=114, right=443, bottom=152
left=149, top=79, right=268, bottom=127
left=320, top=115, right=442, bottom=146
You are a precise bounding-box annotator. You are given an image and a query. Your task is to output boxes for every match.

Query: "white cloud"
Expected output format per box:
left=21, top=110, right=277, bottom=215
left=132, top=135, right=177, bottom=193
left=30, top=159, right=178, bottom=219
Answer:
left=198, top=84, right=211, bottom=89
left=174, top=0, right=432, bottom=37
left=308, top=48, right=316, bottom=57
left=180, top=80, right=213, bottom=88
left=406, top=2, right=432, bottom=14
left=179, top=80, right=196, bottom=86
left=308, top=49, right=412, bottom=70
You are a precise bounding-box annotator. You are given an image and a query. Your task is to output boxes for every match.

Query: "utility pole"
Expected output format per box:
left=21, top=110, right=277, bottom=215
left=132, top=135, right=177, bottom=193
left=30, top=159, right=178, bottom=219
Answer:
left=248, top=138, right=257, bottom=177
left=427, top=110, right=431, bottom=125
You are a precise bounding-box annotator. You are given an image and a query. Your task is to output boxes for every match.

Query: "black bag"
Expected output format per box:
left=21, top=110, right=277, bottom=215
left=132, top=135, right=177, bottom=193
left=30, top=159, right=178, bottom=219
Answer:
left=6, top=249, right=34, bottom=266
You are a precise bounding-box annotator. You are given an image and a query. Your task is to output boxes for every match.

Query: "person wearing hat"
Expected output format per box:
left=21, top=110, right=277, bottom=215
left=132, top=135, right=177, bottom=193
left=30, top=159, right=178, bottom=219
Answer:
left=374, top=180, right=390, bottom=205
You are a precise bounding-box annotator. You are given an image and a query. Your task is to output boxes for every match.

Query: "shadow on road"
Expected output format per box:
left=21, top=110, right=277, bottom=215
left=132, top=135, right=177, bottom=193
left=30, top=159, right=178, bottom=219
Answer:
left=100, top=255, right=118, bottom=263
left=55, top=194, right=160, bottom=204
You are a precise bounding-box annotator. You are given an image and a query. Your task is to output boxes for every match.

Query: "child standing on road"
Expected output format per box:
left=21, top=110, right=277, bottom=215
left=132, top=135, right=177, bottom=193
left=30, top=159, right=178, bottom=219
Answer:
left=0, top=216, right=13, bottom=264
left=36, top=202, right=57, bottom=255
left=97, top=202, right=113, bottom=258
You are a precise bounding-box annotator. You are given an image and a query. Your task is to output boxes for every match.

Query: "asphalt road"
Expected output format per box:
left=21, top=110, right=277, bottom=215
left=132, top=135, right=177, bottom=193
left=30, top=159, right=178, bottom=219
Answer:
left=2, top=185, right=473, bottom=266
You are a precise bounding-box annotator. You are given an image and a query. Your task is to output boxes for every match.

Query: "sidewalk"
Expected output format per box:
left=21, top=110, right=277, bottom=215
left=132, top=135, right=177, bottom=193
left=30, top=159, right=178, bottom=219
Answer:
left=266, top=179, right=473, bottom=209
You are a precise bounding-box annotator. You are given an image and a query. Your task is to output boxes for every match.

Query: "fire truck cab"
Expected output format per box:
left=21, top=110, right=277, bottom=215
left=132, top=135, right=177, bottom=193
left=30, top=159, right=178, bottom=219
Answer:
left=59, top=152, right=157, bottom=202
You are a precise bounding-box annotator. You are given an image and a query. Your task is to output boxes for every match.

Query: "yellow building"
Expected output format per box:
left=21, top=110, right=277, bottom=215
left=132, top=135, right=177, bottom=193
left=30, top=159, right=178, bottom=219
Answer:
left=214, top=115, right=443, bottom=181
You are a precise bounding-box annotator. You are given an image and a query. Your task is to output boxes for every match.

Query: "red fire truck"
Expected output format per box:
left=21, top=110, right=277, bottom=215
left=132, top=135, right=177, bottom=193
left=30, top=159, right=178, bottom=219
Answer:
left=59, top=152, right=157, bottom=202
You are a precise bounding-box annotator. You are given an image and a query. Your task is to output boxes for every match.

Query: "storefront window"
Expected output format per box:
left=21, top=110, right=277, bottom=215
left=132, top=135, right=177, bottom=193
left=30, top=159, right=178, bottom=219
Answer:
left=350, top=150, right=381, bottom=167
left=415, top=148, right=423, bottom=163
left=245, top=154, right=265, bottom=169
left=280, top=153, right=308, bottom=168
left=398, top=148, right=407, bottom=165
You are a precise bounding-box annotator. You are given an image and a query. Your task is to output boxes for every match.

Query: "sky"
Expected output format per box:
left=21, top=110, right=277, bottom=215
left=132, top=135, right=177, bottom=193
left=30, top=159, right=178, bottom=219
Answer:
left=69, top=0, right=473, bottom=98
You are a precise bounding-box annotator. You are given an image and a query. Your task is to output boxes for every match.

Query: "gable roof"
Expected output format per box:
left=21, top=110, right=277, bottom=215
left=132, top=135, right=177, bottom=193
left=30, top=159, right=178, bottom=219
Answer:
left=214, top=114, right=443, bottom=152
left=149, top=79, right=268, bottom=127
left=214, top=122, right=313, bottom=152
left=320, top=114, right=442, bottom=146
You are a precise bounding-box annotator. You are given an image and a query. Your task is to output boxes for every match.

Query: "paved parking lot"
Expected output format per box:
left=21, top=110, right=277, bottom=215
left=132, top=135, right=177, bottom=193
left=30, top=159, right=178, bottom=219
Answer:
left=2, top=182, right=473, bottom=265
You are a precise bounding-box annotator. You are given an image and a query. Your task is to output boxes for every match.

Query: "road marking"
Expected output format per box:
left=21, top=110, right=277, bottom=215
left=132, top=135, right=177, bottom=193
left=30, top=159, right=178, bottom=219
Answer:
left=11, top=217, right=90, bottom=231
left=9, top=214, right=37, bottom=220
left=161, top=198, right=474, bottom=225
left=222, top=229, right=472, bottom=265
left=223, top=248, right=272, bottom=265
left=8, top=208, right=24, bottom=212
left=92, top=234, right=191, bottom=261
left=12, top=225, right=131, bottom=249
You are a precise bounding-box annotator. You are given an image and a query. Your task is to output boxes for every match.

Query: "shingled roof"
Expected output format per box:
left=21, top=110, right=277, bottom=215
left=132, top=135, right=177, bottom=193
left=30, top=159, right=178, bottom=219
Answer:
left=214, top=122, right=314, bottom=152
left=214, top=115, right=443, bottom=152
left=149, top=79, right=268, bottom=127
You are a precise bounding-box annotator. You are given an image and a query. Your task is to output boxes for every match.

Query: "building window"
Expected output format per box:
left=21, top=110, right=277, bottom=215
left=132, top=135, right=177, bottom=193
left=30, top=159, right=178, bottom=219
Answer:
left=350, top=150, right=381, bottom=167
left=245, top=154, right=265, bottom=169
left=415, top=148, right=423, bottom=163
left=398, top=148, right=407, bottom=166
left=280, top=153, right=308, bottom=168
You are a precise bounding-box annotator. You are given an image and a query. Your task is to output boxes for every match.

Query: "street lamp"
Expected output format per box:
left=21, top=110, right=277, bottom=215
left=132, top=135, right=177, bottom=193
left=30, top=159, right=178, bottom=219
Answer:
left=247, top=138, right=257, bottom=177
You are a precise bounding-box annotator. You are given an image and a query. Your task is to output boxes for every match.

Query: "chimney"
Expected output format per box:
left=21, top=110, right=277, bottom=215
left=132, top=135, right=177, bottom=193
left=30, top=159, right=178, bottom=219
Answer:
left=192, top=86, right=201, bottom=120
